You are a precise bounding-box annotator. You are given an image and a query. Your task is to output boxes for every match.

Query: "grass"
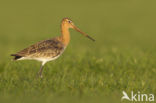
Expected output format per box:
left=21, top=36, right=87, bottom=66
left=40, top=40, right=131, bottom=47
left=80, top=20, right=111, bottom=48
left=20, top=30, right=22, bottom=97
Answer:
left=0, top=0, right=156, bottom=103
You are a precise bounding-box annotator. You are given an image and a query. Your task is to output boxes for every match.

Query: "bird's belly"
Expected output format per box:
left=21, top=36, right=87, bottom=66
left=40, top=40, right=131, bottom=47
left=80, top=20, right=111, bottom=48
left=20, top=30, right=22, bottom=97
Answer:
left=18, top=47, right=66, bottom=63
left=35, top=54, right=61, bottom=62
left=33, top=47, right=66, bottom=63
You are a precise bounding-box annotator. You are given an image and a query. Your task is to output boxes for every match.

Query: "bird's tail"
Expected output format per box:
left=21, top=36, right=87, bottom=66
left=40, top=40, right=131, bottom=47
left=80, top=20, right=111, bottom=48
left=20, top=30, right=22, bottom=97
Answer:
left=11, top=54, right=22, bottom=60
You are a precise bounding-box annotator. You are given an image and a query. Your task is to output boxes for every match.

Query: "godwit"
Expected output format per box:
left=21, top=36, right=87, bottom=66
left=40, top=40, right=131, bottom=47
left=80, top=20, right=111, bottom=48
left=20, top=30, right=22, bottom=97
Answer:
left=11, top=18, right=95, bottom=78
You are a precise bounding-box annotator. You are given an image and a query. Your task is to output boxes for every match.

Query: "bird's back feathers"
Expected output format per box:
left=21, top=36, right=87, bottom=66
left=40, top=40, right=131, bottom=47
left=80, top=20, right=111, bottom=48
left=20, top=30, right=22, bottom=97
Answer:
left=11, top=37, right=65, bottom=60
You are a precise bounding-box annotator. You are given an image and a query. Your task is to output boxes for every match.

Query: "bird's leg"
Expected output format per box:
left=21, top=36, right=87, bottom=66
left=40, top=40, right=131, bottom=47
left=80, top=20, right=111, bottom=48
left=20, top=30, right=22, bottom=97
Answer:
left=38, top=65, right=44, bottom=78
left=38, top=62, right=46, bottom=78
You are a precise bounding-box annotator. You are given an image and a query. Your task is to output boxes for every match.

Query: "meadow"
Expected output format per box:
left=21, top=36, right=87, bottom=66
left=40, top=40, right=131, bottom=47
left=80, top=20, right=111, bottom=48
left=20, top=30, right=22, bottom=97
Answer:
left=0, top=0, right=156, bottom=103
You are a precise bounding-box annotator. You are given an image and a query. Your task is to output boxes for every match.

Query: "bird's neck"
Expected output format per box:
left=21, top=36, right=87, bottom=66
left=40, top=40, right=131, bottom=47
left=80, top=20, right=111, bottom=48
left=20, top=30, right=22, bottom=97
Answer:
left=60, top=24, right=70, bottom=46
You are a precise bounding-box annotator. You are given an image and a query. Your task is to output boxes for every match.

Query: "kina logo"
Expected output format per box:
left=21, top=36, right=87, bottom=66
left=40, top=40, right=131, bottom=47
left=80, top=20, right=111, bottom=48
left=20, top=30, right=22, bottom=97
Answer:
left=121, top=91, right=154, bottom=102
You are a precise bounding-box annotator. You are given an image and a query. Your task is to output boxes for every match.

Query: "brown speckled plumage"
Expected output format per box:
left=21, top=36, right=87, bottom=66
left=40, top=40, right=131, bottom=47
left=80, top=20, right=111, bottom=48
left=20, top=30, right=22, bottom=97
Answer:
left=11, top=37, right=64, bottom=60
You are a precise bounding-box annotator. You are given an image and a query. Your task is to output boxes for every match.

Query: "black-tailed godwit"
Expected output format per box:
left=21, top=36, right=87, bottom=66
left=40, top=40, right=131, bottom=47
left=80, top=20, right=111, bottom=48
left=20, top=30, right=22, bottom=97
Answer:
left=11, top=18, right=95, bottom=78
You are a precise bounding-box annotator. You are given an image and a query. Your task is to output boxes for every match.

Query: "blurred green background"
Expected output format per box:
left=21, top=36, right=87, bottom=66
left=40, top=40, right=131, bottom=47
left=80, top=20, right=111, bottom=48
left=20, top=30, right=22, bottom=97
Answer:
left=0, top=0, right=156, bottom=103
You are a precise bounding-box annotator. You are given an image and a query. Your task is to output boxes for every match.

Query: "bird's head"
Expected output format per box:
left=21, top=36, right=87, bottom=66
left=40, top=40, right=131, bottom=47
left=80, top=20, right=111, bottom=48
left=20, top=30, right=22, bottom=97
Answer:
left=62, top=18, right=95, bottom=41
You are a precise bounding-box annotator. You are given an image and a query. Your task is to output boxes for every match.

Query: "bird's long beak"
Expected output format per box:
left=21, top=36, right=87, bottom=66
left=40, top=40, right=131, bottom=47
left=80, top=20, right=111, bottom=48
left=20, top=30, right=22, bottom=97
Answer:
left=72, top=25, right=95, bottom=42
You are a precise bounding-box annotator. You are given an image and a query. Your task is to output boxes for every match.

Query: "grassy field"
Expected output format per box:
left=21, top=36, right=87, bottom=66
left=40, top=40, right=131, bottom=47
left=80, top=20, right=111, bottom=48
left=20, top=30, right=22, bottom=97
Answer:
left=0, top=0, right=156, bottom=103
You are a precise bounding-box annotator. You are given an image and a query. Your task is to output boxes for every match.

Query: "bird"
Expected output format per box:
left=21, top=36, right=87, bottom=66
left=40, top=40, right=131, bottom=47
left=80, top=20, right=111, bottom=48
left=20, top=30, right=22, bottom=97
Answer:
left=11, top=18, right=95, bottom=78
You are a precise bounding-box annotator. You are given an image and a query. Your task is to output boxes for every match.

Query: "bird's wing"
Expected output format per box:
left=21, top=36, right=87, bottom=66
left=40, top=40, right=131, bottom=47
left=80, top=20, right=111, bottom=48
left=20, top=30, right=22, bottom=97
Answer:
left=15, top=38, right=64, bottom=58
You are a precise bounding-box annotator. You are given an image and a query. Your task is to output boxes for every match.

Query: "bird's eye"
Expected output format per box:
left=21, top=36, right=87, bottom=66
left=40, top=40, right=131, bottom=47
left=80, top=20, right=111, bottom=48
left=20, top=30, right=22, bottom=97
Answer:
left=68, top=20, right=72, bottom=23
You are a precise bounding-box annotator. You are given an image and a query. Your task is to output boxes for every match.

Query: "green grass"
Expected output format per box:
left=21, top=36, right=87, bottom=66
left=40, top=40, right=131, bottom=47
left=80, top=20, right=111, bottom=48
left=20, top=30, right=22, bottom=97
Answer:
left=0, top=0, right=156, bottom=103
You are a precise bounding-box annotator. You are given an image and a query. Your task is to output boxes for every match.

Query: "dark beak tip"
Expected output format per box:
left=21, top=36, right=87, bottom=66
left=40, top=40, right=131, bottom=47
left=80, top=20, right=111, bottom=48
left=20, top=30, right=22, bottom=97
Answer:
left=73, top=26, right=95, bottom=42
left=87, top=35, right=95, bottom=42
left=92, top=39, right=95, bottom=42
